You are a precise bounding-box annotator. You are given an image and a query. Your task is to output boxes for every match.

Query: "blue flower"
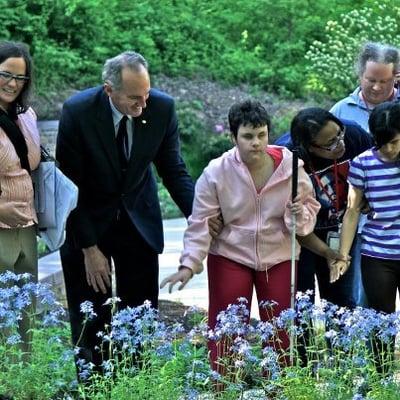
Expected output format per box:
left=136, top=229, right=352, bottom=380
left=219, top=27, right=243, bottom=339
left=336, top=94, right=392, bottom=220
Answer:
left=76, top=358, right=95, bottom=381
left=6, top=333, right=21, bottom=345
left=80, top=300, right=97, bottom=319
left=276, top=308, right=296, bottom=329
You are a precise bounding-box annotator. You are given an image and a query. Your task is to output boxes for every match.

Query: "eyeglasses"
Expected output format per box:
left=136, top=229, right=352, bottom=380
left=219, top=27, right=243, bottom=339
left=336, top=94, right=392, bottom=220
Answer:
left=311, top=128, right=345, bottom=152
left=0, top=71, right=29, bottom=85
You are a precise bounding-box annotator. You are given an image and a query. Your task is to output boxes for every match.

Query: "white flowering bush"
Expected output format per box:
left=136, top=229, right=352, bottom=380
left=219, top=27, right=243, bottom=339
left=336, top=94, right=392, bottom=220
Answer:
left=305, top=1, right=400, bottom=97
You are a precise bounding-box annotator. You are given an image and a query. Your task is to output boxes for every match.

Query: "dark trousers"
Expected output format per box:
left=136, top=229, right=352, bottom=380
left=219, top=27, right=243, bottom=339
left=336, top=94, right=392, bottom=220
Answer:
left=362, top=255, right=400, bottom=314
left=362, top=255, right=400, bottom=373
left=297, top=242, right=357, bottom=308
left=60, top=211, right=159, bottom=367
left=296, top=239, right=357, bottom=367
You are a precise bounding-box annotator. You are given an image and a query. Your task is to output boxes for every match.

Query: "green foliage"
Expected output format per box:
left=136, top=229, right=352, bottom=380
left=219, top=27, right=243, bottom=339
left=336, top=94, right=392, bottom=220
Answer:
left=2, top=278, right=400, bottom=399
left=0, top=327, right=75, bottom=399
left=0, top=325, right=76, bottom=399
left=177, top=101, right=232, bottom=180
left=270, top=112, right=297, bottom=143
left=0, top=0, right=115, bottom=94
left=198, top=134, right=232, bottom=168
left=37, top=237, right=48, bottom=258
left=158, top=183, right=182, bottom=220
left=0, top=0, right=375, bottom=97
left=305, top=0, right=400, bottom=98
left=158, top=100, right=232, bottom=219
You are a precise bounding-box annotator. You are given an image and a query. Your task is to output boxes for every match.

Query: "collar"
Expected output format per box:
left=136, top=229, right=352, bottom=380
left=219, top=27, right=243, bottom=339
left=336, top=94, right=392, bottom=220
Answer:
left=359, top=87, right=398, bottom=111
left=108, top=98, right=133, bottom=127
left=347, top=87, right=364, bottom=107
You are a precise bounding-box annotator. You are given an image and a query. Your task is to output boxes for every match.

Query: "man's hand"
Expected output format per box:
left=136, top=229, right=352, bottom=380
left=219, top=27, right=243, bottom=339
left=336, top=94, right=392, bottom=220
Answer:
left=160, top=266, right=193, bottom=293
left=82, top=245, right=111, bottom=294
left=0, top=201, right=31, bottom=227
left=208, top=215, right=223, bottom=238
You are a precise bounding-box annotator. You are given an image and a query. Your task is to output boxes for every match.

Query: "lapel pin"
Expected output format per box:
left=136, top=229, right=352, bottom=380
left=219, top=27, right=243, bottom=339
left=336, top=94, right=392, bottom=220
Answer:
left=142, top=120, right=147, bottom=124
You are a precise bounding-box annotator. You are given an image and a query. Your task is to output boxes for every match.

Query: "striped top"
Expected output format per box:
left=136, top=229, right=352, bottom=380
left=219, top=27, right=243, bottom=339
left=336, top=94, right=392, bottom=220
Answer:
left=0, top=108, right=40, bottom=229
left=348, top=148, right=400, bottom=260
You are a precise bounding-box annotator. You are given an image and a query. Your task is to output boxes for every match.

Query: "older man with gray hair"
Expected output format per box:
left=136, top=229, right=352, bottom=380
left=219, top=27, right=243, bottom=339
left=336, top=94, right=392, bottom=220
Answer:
left=330, top=42, right=400, bottom=309
left=56, top=50, right=196, bottom=371
left=330, top=42, right=400, bottom=132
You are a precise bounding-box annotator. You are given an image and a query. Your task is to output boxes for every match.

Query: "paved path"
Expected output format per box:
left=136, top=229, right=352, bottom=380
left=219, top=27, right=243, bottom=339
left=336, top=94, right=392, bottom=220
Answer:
left=39, top=218, right=264, bottom=317
left=39, top=218, right=211, bottom=308
left=39, top=218, right=400, bottom=317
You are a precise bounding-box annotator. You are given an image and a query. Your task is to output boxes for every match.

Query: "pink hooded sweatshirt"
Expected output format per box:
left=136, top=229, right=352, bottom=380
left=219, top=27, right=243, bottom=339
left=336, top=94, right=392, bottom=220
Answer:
left=180, top=145, right=320, bottom=274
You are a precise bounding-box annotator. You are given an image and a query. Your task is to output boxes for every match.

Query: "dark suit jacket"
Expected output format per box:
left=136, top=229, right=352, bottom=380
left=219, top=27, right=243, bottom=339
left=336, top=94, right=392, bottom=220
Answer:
left=56, top=86, right=194, bottom=253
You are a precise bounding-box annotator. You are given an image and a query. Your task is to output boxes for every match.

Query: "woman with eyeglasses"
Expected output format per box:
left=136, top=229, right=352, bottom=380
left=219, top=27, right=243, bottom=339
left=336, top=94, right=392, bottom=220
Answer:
left=0, top=41, right=40, bottom=359
left=276, top=107, right=373, bottom=308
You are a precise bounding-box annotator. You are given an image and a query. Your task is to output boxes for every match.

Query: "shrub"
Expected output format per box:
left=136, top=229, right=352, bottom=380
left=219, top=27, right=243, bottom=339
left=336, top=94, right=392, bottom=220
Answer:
left=0, top=0, right=365, bottom=97
left=177, top=101, right=232, bottom=180
left=158, top=184, right=182, bottom=220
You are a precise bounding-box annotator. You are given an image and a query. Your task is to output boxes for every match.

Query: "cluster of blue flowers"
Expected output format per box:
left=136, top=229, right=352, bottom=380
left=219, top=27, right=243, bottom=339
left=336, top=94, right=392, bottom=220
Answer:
left=2, top=271, right=400, bottom=398
left=0, top=271, right=65, bottom=345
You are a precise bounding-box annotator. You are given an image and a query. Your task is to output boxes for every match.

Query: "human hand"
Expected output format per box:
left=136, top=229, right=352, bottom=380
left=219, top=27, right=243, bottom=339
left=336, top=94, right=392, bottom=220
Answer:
left=329, top=256, right=351, bottom=283
left=0, top=201, right=31, bottom=227
left=82, top=245, right=111, bottom=294
left=287, top=195, right=303, bottom=216
left=160, top=266, right=193, bottom=293
left=329, top=262, right=342, bottom=283
left=208, top=214, right=223, bottom=238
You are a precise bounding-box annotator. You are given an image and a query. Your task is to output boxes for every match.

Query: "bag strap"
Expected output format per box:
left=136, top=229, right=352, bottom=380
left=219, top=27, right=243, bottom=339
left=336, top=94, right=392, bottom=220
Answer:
left=40, top=145, right=54, bottom=161
left=0, top=109, right=31, bottom=174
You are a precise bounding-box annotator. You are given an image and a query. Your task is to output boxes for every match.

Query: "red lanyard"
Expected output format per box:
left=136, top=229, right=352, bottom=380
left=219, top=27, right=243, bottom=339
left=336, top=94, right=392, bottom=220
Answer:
left=311, top=160, right=340, bottom=214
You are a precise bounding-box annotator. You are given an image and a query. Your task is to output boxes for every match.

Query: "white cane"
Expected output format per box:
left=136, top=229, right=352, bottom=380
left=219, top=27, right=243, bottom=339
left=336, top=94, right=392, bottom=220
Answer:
left=290, top=149, right=298, bottom=364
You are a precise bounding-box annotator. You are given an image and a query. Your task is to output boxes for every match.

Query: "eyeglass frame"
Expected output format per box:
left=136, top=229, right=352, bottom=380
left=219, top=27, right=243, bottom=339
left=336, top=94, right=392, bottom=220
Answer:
left=310, top=127, right=346, bottom=152
left=0, top=71, right=30, bottom=85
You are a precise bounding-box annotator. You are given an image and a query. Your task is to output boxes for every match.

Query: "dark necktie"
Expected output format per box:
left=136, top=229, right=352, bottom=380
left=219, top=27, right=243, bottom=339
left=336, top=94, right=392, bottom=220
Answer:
left=116, top=115, right=128, bottom=169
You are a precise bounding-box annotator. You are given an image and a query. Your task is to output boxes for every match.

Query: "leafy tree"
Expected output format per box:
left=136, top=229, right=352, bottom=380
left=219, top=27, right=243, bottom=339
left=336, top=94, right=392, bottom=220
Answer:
left=0, top=0, right=370, bottom=97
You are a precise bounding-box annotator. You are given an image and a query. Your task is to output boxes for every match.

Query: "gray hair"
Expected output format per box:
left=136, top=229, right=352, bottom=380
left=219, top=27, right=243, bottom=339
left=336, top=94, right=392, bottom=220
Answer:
left=102, top=51, right=148, bottom=90
left=356, top=42, right=400, bottom=76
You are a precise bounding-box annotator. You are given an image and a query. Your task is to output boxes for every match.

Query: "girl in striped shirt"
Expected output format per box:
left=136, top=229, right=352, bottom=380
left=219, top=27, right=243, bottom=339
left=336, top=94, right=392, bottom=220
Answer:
left=337, top=101, right=400, bottom=372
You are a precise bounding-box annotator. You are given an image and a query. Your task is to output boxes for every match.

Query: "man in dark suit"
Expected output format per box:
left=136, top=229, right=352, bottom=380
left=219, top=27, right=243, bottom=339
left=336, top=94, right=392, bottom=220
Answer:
left=56, top=51, right=195, bottom=367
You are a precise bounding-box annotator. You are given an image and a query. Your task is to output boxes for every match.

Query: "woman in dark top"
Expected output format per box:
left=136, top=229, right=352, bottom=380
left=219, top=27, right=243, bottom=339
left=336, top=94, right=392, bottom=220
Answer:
left=276, top=107, right=373, bottom=307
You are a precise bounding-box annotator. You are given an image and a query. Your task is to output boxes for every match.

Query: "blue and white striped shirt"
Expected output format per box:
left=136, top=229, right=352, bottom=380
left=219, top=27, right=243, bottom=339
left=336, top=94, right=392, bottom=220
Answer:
left=348, top=148, right=400, bottom=260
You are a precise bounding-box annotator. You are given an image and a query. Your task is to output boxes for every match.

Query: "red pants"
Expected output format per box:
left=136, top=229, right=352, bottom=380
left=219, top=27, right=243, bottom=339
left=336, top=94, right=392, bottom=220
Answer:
left=207, top=254, right=295, bottom=371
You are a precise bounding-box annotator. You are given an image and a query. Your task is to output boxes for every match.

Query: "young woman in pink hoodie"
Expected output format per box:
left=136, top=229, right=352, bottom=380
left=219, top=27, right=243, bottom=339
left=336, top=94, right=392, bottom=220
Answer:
left=161, top=100, right=320, bottom=371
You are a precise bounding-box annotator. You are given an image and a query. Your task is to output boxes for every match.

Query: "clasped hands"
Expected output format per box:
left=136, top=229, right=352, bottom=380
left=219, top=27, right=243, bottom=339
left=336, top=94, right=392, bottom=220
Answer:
left=326, top=249, right=351, bottom=283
